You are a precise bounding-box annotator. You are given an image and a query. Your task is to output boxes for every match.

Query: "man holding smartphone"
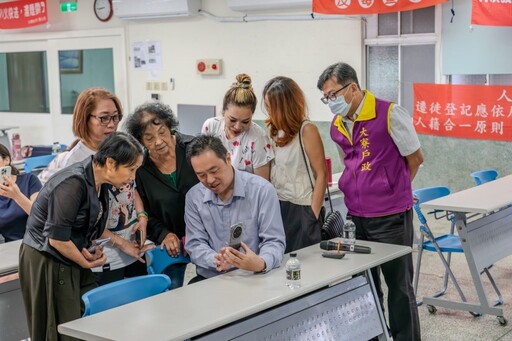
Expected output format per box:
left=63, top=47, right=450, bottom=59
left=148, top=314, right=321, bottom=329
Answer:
left=184, top=135, right=286, bottom=283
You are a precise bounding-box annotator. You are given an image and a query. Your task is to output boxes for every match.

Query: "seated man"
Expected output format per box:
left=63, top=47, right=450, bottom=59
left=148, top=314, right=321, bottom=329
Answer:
left=185, top=135, right=286, bottom=283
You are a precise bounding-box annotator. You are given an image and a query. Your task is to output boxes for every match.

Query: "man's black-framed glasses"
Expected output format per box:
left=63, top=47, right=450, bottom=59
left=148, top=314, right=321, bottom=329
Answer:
left=90, top=114, right=121, bottom=125
left=320, top=83, right=351, bottom=104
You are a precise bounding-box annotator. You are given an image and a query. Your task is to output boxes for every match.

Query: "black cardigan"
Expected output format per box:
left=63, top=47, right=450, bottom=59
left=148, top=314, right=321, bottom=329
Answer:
left=135, top=133, right=199, bottom=243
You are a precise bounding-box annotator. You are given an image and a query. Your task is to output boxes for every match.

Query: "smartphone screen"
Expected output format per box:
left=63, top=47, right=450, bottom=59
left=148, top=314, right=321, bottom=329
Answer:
left=0, top=166, right=11, bottom=185
left=87, top=237, right=111, bottom=253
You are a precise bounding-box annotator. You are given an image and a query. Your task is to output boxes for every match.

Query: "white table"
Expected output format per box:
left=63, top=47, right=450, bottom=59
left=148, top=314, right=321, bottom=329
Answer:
left=0, top=239, right=22, bottom=276
left=421, top=175, right=512, bottom=325
left=0, top=240, right=29, bottom=340
left=59, top=240, right=410, bottom=340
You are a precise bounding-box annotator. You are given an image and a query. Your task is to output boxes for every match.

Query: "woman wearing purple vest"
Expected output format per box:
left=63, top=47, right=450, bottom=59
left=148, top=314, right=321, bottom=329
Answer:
left=318, top=62, right=424, bottom=341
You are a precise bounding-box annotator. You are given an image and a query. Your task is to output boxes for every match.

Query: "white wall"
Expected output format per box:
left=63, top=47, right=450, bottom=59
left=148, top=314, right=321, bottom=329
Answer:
left=124, top=2, right=362, bottom=122
left=0, top=1, right=363, bottom=145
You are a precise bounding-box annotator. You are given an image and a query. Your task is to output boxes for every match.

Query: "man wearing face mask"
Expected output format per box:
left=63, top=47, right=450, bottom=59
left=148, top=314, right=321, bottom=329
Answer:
left=317, top=62, right=423, bottom=341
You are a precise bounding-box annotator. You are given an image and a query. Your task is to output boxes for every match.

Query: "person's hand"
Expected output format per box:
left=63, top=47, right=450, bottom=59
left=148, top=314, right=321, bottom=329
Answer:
left=161, top=232, right=181, bottom=257
left=311, top=204, right=322, bottom=220
left=214, top=252, right=232, bottom=272
left=0, top=176, right=22, bottom=201
left=131, top=219, right=147, bottom=248
left=220, top=242, right=265, bottom=272
left=117, top=237, right=152, bottom=263
left=81, top=248, right=107, bottom=269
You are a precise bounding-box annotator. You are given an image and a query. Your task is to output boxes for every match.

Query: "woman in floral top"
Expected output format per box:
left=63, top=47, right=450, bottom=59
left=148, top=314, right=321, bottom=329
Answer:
left=202, top=73, right=274, bottom=180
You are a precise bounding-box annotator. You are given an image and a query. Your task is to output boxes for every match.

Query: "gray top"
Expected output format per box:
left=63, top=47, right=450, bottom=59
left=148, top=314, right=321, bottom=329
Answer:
left=58, top=240, right=411, bottom=341
left=185, top=168, right=286, bottom=278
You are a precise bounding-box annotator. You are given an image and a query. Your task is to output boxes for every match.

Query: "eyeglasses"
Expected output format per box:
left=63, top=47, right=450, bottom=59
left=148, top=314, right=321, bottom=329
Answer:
left=320, top=83, right=351, bottom=104
left=90, top=114, right=121, bottom=125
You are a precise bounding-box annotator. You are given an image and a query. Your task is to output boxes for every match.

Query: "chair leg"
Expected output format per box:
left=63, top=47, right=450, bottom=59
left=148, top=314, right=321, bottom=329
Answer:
left=433, top=251, right=451, bottom=298
left=413, top=237, right=425, bottom=306
left=483, top=268, right=504, bottom=306
left=430, top=242, right=468, bottom=303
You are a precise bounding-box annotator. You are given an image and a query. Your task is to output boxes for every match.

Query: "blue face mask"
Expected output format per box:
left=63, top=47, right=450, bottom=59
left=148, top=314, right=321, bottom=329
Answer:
left=328, top=94, right=351, bottom=117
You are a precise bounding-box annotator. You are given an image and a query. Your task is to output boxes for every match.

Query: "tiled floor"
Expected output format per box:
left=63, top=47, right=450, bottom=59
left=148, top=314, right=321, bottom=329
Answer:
left=182, top=215, right=512, bottom=340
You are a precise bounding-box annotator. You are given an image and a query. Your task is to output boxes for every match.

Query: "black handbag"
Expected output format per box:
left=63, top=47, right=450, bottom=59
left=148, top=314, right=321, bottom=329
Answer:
left=298, top=123, right=344, bottom=240
left=321, top=186, right=345, bottom=240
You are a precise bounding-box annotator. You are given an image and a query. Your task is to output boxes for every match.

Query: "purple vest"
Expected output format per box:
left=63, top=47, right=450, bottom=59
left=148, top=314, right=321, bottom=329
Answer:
left=330, top=92, right=413, bottom=217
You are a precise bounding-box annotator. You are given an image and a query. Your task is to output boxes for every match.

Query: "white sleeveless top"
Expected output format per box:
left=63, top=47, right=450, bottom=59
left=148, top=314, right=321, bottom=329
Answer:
left=271, top=121, right=314, bottom=206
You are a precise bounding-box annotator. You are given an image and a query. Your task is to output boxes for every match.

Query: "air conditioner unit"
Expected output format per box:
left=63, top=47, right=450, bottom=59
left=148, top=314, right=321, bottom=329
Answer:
left=227, top=0, right=311, bottom=12
left=113, top=0, right=201, bottom=20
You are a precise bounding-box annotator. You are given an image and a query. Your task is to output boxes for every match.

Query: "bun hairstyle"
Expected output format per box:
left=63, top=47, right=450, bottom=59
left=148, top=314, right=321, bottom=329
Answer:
left=222, top=73, right=257, bottom=114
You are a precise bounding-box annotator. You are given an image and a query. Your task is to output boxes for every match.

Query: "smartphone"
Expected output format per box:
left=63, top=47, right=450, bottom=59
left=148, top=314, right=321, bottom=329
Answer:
left=135, top=230, right=143, bottom=246
left=87, top=237, right=111, bottom=253
left=228, top=223, right=243, bottom=249
left=0, top=166, right=11, bottom=185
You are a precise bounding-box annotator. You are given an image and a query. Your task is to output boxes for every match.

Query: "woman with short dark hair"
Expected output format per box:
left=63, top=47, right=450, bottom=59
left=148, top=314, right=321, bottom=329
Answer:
left=19, top=132, right=144, bottom=341
left=125, top=101, right=199, bottom=288
left=0, top=143, right=42, bottom=242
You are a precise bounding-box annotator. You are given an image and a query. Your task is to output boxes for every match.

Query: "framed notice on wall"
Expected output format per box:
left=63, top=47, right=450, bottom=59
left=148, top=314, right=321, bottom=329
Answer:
left=59, top=50, right=83, bottom=74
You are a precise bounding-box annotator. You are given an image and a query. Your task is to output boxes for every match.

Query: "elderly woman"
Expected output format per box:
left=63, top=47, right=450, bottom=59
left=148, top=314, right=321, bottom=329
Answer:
left=0, top=144, right=42, bottom=242
left=125, top=101, right=199, bottom=289
left=19, top=132, right=145, bottom=341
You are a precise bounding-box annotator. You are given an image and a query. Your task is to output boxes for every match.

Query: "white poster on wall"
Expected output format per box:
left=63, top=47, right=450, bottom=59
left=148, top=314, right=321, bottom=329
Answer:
left=132, top=41, right=162, bottom=70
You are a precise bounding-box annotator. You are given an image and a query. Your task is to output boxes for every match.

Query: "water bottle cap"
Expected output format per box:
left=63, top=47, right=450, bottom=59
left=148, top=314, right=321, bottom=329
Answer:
left=290, top=252, right=297, bottom=257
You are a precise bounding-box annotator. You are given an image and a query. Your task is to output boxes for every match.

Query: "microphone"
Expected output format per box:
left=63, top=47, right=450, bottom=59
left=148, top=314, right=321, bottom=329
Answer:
left=320, top=241, right=371, bottom=254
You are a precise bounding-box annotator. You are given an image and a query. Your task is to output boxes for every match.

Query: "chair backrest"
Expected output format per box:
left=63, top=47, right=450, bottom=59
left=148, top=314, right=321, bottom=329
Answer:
left=470, top=169, right=498, bottom=186
left=24, top=154, right=56, bottom=173
left=413, top=186, right=451, bottom=225
left=82, top=274, right=171, bottom=316
left=146, top=247, right=191, bottom=275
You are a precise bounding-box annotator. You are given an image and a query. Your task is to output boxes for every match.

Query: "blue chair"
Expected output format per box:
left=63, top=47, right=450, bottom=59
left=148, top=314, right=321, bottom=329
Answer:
left=146, top=246, right=190, bottom=275
left=413, top=186, right=502, bottom=313
left=470, top=169, right=498, bottom=186
left=82, top=274, right=171, bottom=316
left=24, top=154, right=56, bottom=173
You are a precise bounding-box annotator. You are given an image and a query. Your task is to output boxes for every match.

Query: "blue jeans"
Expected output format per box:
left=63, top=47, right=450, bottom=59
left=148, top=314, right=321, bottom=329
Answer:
left=162, top=263, right=187, bottom=289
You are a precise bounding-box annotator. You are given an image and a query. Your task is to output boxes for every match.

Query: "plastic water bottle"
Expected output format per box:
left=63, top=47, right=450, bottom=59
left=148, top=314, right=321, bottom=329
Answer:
left=11, top=133, right=22, bottom=161
left=52, top=142, right=61, bottom=155
left=343, top=218, right=356, bottom=245
left=285, top=252, right=301, bottom=289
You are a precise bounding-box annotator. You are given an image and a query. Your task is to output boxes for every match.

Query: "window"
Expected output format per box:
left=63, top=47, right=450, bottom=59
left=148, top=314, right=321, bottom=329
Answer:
left=449, top=74, right=512, bottom=85
left=0, top=51, right=49, bottom=113
left=365, top=6, right=440, bottom=114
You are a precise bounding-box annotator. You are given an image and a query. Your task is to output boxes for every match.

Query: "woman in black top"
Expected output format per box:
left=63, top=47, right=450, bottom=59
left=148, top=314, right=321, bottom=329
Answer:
left=125, top=102, right=199, bottom=288
left=19, top=132, right=144, bottom=341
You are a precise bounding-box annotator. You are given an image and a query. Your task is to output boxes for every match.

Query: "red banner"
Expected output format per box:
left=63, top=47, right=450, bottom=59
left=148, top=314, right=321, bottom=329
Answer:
left=471, top=0, right=512, bottom=26
left=313, top=0, right=447, bottom=15
left=0, top=0, right=47, bottom=29
left=413, top=83, right=512, bottom=141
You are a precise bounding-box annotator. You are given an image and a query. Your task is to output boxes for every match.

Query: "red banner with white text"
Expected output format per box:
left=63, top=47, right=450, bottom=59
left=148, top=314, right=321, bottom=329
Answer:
left=471, top=0, right=512, bottom=26
left=413, top=84, right=512, bottom=141
left=313, top=0, right=447, bottom=15
left=0, top=0, right=47, bottom=29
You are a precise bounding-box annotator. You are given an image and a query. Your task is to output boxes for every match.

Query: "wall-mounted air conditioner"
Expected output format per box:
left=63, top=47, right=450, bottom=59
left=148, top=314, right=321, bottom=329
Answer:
left=113, top=0, right=201, bottom=20
left=226, top=0, right=311, bottom=12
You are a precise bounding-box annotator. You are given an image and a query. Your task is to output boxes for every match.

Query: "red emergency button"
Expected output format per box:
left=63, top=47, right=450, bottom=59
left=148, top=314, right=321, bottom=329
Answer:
left=197, top=61, right=206, bottom=73
left=212, top=64, right=217, bottom=70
